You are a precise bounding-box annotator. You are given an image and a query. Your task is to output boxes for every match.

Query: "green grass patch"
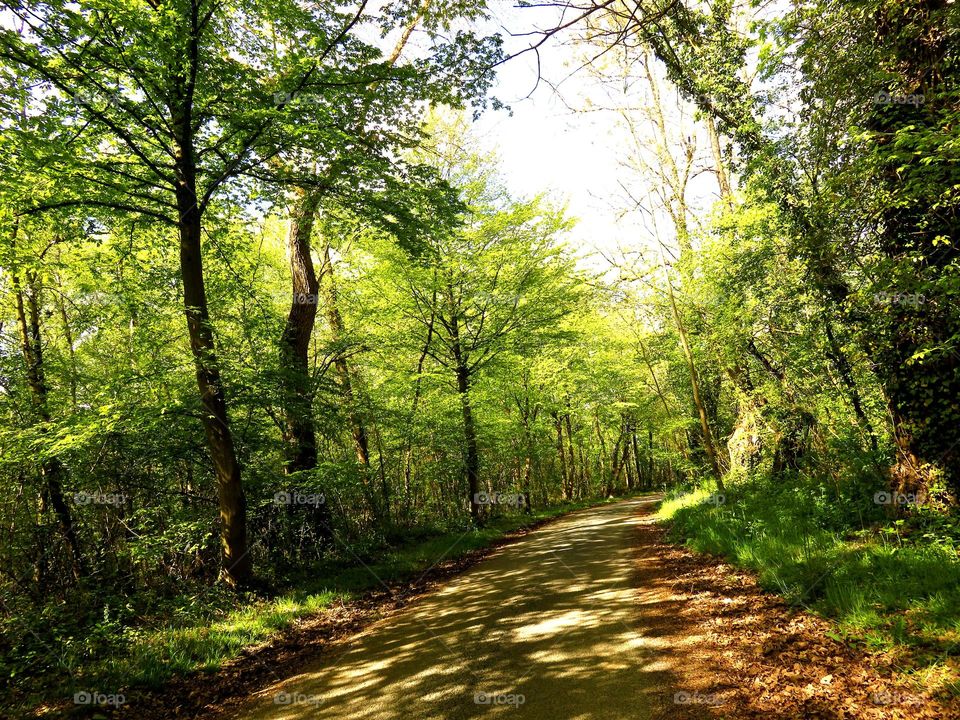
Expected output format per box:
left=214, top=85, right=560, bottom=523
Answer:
left=657, top=478, right=960, bottom=691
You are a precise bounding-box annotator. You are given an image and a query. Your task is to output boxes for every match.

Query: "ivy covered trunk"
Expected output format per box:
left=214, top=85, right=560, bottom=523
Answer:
left=867, top=0, right=960, bottom=497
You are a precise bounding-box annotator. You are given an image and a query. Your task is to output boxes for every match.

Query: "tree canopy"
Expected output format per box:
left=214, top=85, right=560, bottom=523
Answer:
left=1, top=0, right=959, bottom=714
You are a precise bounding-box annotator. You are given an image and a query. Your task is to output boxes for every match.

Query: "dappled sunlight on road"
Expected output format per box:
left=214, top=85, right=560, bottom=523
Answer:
left=234, top=498, right=687, bottom=720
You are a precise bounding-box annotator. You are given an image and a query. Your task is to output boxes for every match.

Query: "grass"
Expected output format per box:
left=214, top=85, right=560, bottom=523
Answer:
left=657, top=479, right=960, bottom=694
left=23, top=495, right=621, bottom=716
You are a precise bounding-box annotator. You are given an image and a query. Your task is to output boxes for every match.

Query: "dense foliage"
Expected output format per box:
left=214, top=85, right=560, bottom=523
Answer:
left=1, top=0, right=958, bottom=714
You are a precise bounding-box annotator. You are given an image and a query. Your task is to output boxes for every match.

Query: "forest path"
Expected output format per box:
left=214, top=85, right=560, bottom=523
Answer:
left=230, top=496, right=697, bottom=720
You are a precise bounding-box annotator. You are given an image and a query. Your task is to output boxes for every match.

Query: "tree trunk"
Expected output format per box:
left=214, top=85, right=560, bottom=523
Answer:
left=280, top=188, right=322, bottom=474
left=593, top=410, right=610, bottom=492
left=664, top=264, right=725, bottom=489
left=175, top=174, right=250, bottom=586
left=52, top=265, right=79, bottom=411
left=612, top=422, right=632, bottom=493
left=707, top=115, right=733, bottom=204
left=403, top=286, right=437, bottom=522
left=277, top=187, right=333, bottom=547
left=553, top=412, right=570, bottom=499
left=322, top=243, right=383, bottom=516
left=563, top=407, right=576, bottom=499
left=624, top=440, right=636, bottom=490
left=518, top=390, right=536, bottom=513
left=631, top=427, right=645, bottom=489
left=446, top=299, right=481, bottom=521
left=521, top=454, right=533, bottom=513
left=824, top=321, right=879, bottom=455
left=12, top=265, right=86, bottom=582
left=648, top=426, right=657, bottom=486
left=577, top=442, right=590, bottom=498
left=456, top=364, right=480, bottom=521
left=324, top=259, right=370, bottom=472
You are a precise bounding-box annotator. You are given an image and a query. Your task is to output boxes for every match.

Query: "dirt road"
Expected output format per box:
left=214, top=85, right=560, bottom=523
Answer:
left=140, top=496, right=956, bottom=720
left=232, top=497, right=686, bottom=720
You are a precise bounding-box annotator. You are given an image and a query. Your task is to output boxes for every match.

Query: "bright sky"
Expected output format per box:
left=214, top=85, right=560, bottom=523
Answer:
left=473, top=2, right=631, bottom=264
left=469, top=2, right=727, bottom=269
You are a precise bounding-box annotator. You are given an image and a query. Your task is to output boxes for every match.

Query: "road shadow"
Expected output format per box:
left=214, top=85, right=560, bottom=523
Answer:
left=230, top=497, right=700, bottom=720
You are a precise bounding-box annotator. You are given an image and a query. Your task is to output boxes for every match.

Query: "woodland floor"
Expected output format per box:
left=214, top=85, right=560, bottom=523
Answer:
left=91, top=497, right=957, bottom=720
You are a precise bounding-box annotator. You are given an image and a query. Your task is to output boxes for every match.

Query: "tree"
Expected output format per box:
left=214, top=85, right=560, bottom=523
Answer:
left=0, top=0, right=501, bottom=583
left=387, top=126, right=583, bottom=520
